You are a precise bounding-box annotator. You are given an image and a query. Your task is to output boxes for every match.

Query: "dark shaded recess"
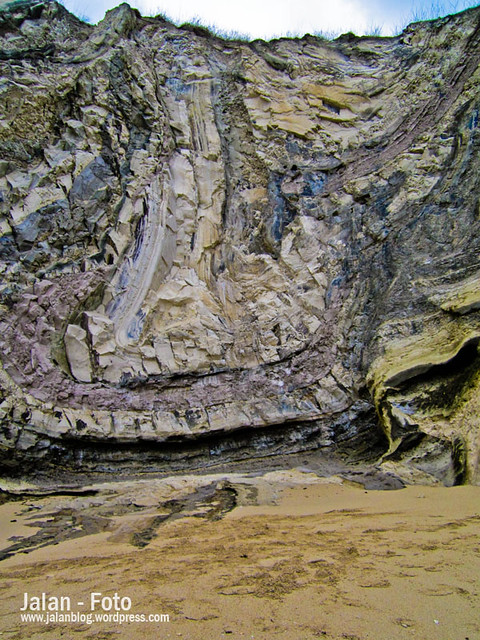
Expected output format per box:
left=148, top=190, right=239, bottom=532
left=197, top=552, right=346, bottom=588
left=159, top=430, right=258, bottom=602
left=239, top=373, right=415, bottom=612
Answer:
left=387, top=432, right=427, bottom=458
left=332, top=403, right=388, bottom=461
left=381, top=339, right=479, bottom=450
left=381, top=431, right=457, bottom=485
left=75, top=419, right=87, bottom=431
left=452, top=436, right=467, bottom=485
left=131, top=202, right=147, bottom=261
left=0, top=406, right=384, bottom=480
left=323, top=100, right=340, bottom=115
left=389, top=337, right=480, bottom=401
left=380, top=340, right=480, bottom=485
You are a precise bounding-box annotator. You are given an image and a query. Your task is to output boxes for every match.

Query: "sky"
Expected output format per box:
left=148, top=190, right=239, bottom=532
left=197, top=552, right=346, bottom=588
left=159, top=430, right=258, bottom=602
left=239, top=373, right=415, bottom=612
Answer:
left=62, top=0, right=480, bottom=38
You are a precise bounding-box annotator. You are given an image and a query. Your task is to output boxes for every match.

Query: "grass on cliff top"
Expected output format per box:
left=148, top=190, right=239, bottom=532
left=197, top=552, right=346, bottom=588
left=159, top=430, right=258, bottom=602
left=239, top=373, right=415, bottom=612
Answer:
left=61, top=0, right=480, bottom=41
left=168, top=0, right=479, bottom=43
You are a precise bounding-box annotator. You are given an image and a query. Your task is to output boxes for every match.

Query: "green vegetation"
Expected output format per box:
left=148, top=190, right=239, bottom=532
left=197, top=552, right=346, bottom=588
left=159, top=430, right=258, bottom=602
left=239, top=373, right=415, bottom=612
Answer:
left=56, top=0, right=480, bottom=41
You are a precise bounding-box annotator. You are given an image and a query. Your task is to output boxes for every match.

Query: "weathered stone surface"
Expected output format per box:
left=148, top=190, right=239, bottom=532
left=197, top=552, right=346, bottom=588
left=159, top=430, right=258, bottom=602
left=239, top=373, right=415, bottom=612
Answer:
left=1, top=0, right=480, bottom=483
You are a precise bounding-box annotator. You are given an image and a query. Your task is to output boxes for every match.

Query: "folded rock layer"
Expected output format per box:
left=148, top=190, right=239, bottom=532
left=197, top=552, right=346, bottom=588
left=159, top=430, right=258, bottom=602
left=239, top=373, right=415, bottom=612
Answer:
left=1, top=0, right=480, bottom=483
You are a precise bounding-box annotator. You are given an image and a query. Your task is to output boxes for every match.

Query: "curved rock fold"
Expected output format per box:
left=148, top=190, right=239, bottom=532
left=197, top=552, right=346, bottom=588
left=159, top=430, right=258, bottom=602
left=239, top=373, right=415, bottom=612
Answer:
left=0, top=0, right=480, bottom=483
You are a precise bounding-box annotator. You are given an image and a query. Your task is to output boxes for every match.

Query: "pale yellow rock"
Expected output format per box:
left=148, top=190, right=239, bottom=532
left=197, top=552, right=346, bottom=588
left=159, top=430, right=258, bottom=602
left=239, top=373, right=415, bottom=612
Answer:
left=64, top=324, right=92, bottom=383
left=429, top=273, right=480, bottom=314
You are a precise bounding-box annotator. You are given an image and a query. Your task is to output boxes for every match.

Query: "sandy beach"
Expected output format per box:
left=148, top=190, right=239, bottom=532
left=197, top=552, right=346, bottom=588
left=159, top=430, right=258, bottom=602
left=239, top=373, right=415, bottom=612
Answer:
left=0, top=471, right=478, bottom=640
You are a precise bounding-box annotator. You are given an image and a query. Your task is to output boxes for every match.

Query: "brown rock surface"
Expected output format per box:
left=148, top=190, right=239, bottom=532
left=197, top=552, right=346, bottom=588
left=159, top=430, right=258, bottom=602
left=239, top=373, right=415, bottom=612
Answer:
left=1, top=0, right=480, bottom=483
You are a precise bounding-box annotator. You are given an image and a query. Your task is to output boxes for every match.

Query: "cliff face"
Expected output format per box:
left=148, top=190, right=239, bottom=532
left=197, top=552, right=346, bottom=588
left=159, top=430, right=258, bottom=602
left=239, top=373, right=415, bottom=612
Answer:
left=1, top=0, right=480, bottom=483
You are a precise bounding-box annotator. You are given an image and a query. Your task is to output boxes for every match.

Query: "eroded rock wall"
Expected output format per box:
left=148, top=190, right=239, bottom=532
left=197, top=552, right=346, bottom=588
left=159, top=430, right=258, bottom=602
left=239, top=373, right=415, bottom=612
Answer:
left=1, top=0, right=480, bottom=483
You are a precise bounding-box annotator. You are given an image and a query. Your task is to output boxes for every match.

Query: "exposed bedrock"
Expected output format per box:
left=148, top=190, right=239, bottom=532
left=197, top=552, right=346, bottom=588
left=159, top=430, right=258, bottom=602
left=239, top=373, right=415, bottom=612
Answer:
left=1, top=0, right=480, bottom=483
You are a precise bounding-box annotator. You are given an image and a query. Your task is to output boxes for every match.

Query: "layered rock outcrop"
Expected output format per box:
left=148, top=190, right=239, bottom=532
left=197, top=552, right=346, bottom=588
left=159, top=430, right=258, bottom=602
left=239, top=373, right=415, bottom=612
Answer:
left=1, top=0, right=480, bottom=483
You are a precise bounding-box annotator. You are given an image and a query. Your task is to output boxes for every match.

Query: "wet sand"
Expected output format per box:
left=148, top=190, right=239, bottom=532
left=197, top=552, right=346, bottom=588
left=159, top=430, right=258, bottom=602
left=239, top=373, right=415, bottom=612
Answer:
left=0, top=472, right=478, bottom=640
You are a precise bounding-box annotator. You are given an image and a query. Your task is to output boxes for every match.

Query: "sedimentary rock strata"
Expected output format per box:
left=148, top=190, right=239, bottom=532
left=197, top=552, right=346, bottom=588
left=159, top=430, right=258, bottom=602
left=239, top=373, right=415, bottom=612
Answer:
left=1, top=0, right=480, bottom=483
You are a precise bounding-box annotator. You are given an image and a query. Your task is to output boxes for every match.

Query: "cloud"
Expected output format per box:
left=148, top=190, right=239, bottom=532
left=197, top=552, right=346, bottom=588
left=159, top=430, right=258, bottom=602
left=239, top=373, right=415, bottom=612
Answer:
left=132, top=0, right=370, bottom=37
left=60, top=0, right=110, bottom=23
left=60, top=0, right=480, bottom=37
